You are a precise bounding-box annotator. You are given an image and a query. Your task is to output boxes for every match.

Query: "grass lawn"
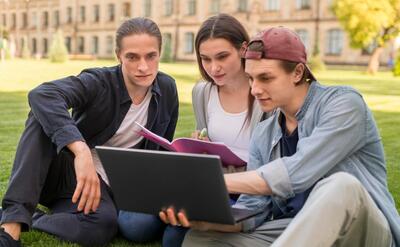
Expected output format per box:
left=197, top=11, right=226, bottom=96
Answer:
left=0, top=59, right=399, bottom=246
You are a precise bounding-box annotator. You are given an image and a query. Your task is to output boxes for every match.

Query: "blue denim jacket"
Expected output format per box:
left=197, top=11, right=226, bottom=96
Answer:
left=234, top=82, right=400, bottom=246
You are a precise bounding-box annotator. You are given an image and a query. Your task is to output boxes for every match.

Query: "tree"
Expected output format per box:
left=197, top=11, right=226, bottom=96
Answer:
left=161, top=36, right=173, bottom=63
left=21, top=36, right=30, bottom=59
left=393, top=53, right=400, bottom=76
left=0, top=26, right=9, bottom=40
left=332, top=0, right=400, bottom=74
left=0, top=26, right=9, bottom=61
left=49, top=29, right=68, bottom=63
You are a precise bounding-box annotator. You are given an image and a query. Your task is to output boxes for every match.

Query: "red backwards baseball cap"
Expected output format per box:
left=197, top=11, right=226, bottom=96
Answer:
left=244, top=26, right=316, bottom=81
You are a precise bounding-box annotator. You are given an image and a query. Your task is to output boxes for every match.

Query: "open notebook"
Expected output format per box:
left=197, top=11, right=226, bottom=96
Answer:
left=134, top=121, right=246, bottom=167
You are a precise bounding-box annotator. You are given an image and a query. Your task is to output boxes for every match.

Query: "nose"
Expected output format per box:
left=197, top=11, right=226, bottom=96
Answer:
left=137, top=58, right=149, bottom=72
left=250, top=79, right=262, bottom=97
left=210, top=61, right=221, bottom=74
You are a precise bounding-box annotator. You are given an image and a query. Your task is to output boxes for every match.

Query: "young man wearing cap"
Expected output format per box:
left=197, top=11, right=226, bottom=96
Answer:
left=160, top=26, right=399, bottom=247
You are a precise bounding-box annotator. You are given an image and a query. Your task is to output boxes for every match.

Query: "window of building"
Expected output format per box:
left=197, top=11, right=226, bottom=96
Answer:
left=187, top=0, right=196, bottom=15
left=209, top=0, right=220, bottom=13
left=43, top=38, right=48, bottom=54
left=162, top=33, right=172, bottom=60
left=296, top=0, right=311, bottom=10
left=11, top=13, right=16, bottom=29
left=32, top=38, right=37, bottom=54
left=295, top=29, right=309, bottom=50
left=144, top=0, right=152, bottom=17
left=43, top=11, right=48, bottom=27
left=237, top=0, right=247, bottom=12
left=164, top=0, right=173, bottom=16
left=22, top=12, right=28, bottom=28
left=106, top=35, right=113, bottom=55
left=108, top=4, right=115, bottom=22
left=163, top=33, right=172, bottom=48
left=265, top=0, right=280, bottom=11
left=2, top=14, right=6, bottom=27
left=123, top=2, right=131, bottom=17
left=80, top=6, right=86, bottom=23
left=20, top=38, right=24, bottom=51
left=78, top=36, right=85, bottom=53
left=65, top=36, right=71, bottom=52
left=31, top=12, right=37, bottom=28
left=92, top=36, right=99, bottom=55
left=93, top=5, right=100, bottom=22
left=184, top=32, right=194, bottom=54
left=326, top=29, right=343, bottom=55
left=66, top=7, right=72, bottom=24
left=54, top=10, right=60, bottom=28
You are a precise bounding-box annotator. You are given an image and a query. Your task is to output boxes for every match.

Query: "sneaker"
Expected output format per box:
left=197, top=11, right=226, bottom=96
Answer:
left=0, top=227, right=21, bottom=247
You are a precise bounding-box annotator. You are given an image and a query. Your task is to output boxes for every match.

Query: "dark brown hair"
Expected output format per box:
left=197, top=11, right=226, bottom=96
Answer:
left=247, top=41, right=311, bottom=84
left=195, top=14, right=254, bottom=125
left=195, top=14, right=249, bottom=82
left=115, top=17, right=162, bottom=54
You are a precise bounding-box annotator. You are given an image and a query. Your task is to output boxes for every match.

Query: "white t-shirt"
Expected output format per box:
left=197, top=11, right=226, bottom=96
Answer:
left=91, top=89, right=152, bottom=185
left=207, top=86, right=251, bottom=162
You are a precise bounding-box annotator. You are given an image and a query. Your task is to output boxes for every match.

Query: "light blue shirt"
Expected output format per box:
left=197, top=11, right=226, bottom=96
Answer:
left=234, top=81, right=400, bottom=246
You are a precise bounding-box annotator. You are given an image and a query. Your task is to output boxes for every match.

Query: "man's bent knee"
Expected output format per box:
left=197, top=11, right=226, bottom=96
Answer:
left=313, top=172, right=366, bottom=212
left=75, top=211, right=118, bottom=246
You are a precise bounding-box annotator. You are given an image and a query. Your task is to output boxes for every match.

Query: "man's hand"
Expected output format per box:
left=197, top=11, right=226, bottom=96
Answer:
left=68, top=141, right=101, bottom=214
left=159, top=207, right=242, bottom=232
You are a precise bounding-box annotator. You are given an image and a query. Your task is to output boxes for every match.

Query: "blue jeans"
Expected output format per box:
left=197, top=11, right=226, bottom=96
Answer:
left=118, top=210, right=188, bottom=247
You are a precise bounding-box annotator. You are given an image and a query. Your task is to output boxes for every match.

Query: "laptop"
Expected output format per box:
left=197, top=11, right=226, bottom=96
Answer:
left=95, top=146, right=263, bottom=225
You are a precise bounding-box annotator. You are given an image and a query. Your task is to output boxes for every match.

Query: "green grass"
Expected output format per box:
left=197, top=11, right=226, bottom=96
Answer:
left=0, top=59, right=399, bottom=246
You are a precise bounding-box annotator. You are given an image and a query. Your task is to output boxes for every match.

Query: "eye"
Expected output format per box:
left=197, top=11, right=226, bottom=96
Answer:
left=216, top=54, right=228, bottom=60
left=126, top=54, right=138, bottom=61
left=147, top=53, right=158, bottom=59
left=201, top=57, right=211, bottom=63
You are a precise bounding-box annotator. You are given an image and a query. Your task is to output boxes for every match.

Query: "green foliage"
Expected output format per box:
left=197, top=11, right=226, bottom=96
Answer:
left=332, top=0, right=400, bottom=48
left=308, top=53, right=326, bottom=72
left=49, top=30, right=69, bottom=63
left=393, top=53, right=400, bottom=76
left=1, top=39, right=12, bottom=59
left=4, top=46, right=11, bottom=59
left=0, top=25, right=8, bottom=39
left=161, top=36, right=173, bottom=63
left=21, top=36, right=30, bottom=59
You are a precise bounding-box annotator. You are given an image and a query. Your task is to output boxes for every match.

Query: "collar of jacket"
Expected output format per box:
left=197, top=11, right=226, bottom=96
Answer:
left=117, top=65, right=162, bottom=104
left=295, top=80, right=318, bottom=121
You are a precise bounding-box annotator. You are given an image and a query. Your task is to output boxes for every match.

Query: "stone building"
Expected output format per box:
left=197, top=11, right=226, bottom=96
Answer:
left=0, top=0, right=397, bottom=65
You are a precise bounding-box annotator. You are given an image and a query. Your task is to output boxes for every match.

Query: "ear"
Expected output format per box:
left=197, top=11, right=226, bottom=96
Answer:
left=115, top=49, right=122, bottom=63
left=293, top=63, right=305, bottom=84
left=239, top=41, right=248, bottom=58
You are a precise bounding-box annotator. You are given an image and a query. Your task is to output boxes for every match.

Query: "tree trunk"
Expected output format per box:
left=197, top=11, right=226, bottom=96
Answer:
left=367, top=47, right=384, bottom=75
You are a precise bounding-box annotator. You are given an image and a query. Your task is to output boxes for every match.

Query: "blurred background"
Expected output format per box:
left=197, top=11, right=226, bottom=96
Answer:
left=0, top=0, right=399, bottom=74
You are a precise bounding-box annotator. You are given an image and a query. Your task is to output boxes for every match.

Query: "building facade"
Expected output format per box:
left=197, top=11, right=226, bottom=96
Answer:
left=0, top=0, right=396, bottom=65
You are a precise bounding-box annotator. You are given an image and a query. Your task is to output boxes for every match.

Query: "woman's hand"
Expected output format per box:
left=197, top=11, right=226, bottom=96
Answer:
left=191, top=128, right=210, bottom=141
